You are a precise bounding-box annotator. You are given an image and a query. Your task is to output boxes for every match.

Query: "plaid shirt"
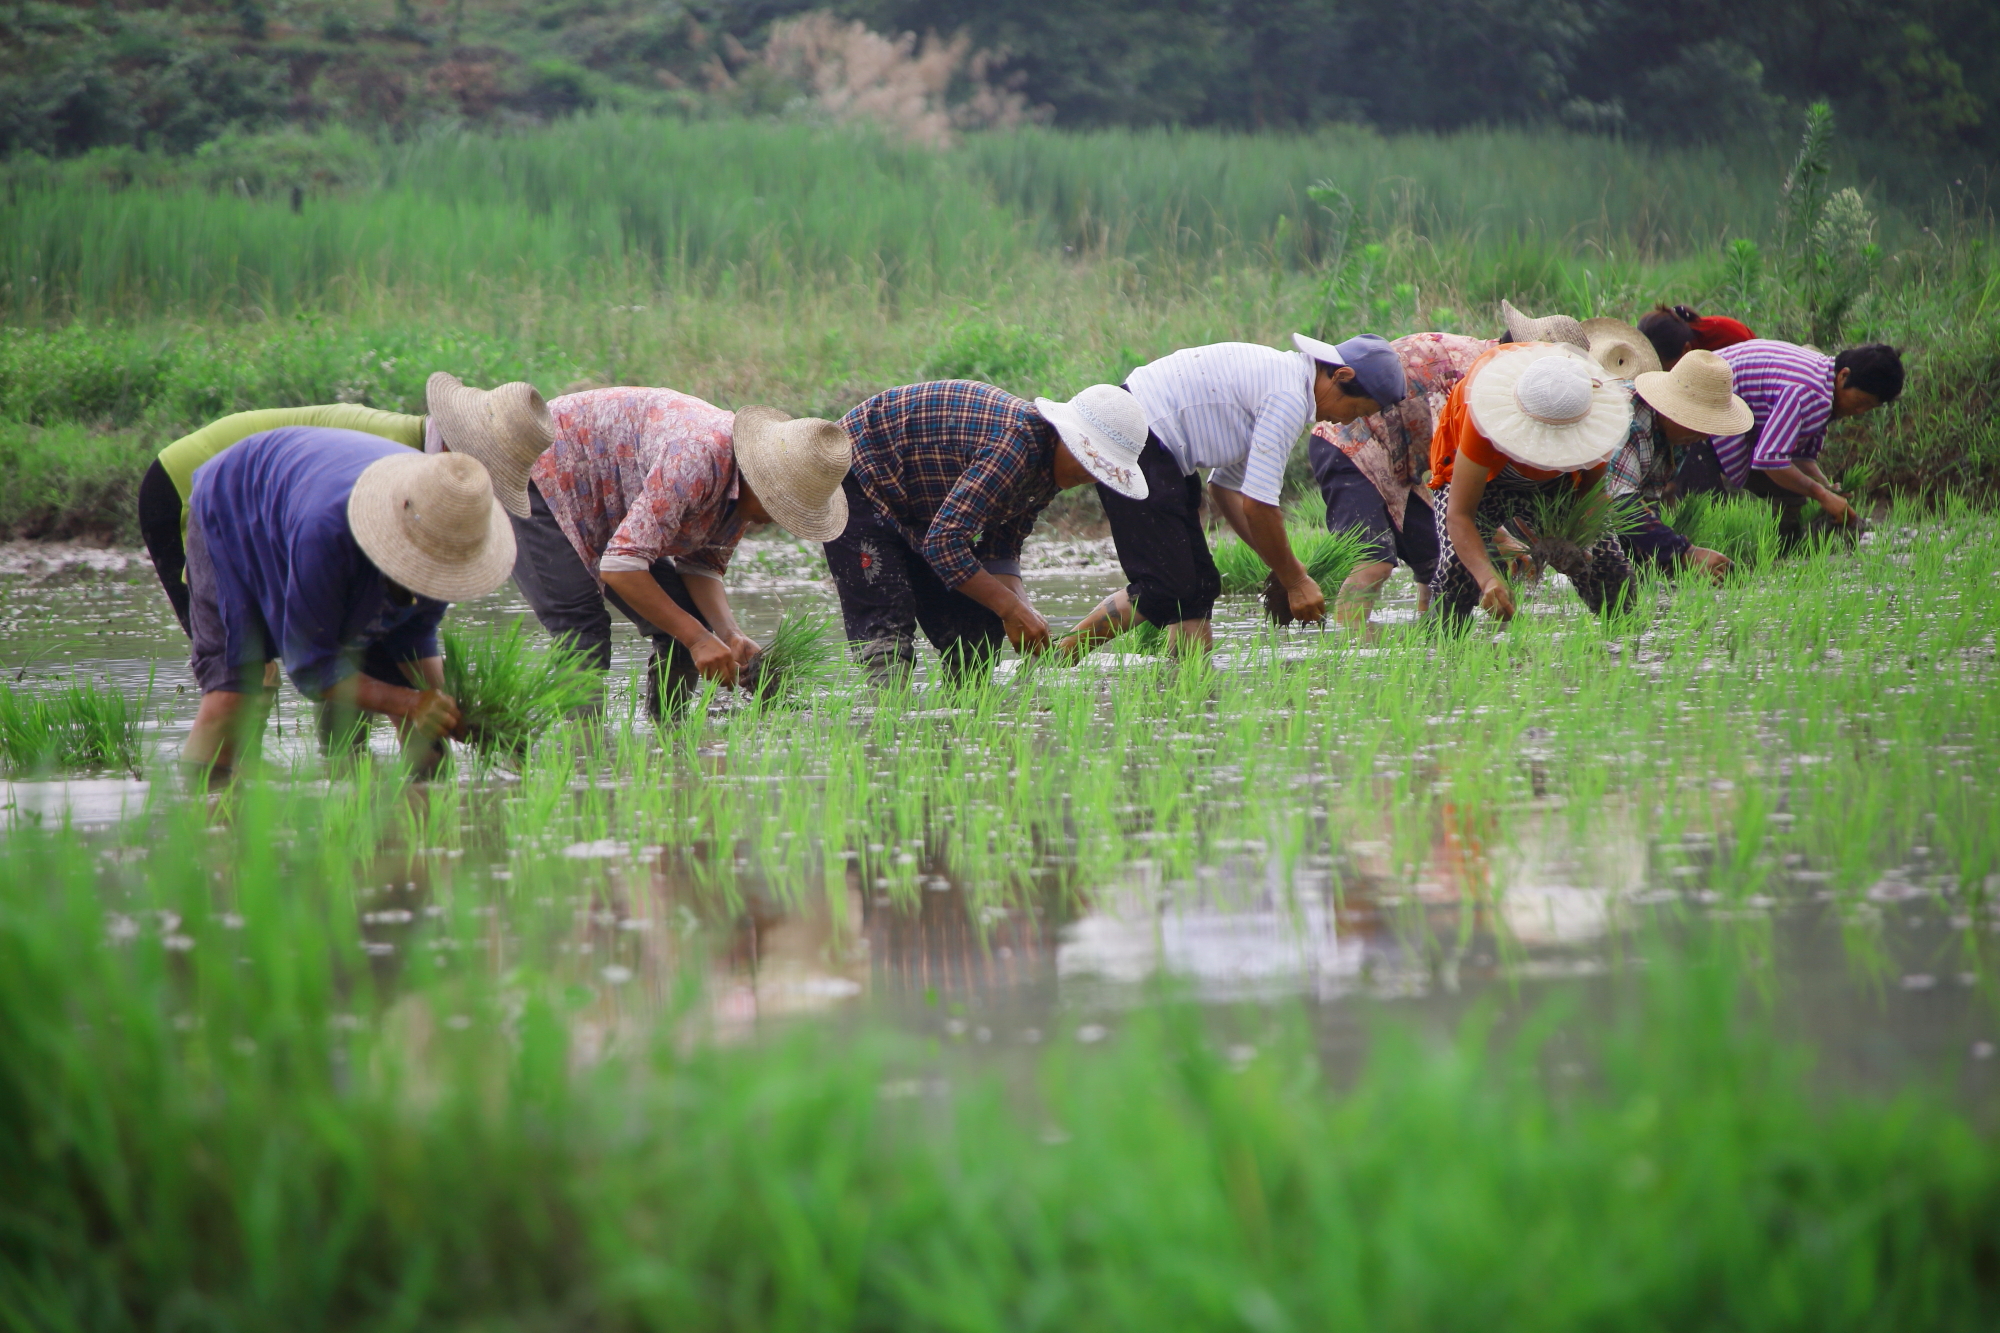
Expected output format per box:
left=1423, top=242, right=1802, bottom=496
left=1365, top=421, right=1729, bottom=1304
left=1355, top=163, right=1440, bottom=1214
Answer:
left=1604, top=394, right=1676, bottom=501
left=840, top=380, right=1060, bottom=587
left=1712, top=340, right=1834, bottom=486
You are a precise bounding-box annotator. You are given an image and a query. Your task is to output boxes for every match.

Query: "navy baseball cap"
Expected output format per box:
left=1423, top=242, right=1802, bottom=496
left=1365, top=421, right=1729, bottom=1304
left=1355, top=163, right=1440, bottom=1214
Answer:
left=1292, top=332, right=1407, bottom=407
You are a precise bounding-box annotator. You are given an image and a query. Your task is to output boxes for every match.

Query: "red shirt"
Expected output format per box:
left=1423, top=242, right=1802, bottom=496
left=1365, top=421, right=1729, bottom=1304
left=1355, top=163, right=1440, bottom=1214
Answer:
left=1687, top=315, right=1755, bottom=352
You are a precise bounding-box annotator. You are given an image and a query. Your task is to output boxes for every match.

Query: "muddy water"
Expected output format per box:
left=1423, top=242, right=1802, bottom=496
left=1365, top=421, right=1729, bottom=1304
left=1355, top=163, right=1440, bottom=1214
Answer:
left=3, top=539, right=1995, bottom=1091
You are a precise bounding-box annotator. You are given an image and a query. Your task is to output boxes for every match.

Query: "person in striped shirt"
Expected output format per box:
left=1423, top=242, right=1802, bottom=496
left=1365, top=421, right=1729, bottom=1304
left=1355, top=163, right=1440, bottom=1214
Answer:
left=1678, top=340, right=1902, bottom=535
left=1057, top=332, right=1405, bottom=656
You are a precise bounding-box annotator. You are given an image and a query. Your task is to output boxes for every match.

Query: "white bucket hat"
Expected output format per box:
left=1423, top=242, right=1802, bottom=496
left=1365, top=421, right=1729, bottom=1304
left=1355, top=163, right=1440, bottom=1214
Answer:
left=1582, top=316, right=1663, bottom=379
left=1634, top=349, right=1754, bottom=438
left=1501, top=299, right=1590, bottom=353
left=1034, top=384, right=1149, bottom=499
left=1467, top=343, right=1632, bottom=473
left=347, top=452, right=517, bottom=602
left=732, top=406, right=851, bottom=543
left=426, top=372, right=555, bottom=519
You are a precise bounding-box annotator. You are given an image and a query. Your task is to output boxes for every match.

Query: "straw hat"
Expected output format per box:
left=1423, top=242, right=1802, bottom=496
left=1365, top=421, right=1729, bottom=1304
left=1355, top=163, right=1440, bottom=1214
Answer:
left=1633, top=349, right=1754, bottom=438
left=347, top=452, right=517, bottom=602
left=1582, top=316, right=1663, bottom=378
left=1466, top=343, right=1632, bottom=472
left=426, top=373, right=555, bottom=519
left=732, top=406, right=851, bottom=543
left=1500, top=299, right=1590, bottom=353
left=1035, top=384, right=1149, bottom=499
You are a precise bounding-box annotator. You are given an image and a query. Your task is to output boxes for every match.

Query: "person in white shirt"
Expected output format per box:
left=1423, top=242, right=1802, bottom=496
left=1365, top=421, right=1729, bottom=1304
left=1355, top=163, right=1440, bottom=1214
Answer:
left=1058, top=332, right=1406, bottom=655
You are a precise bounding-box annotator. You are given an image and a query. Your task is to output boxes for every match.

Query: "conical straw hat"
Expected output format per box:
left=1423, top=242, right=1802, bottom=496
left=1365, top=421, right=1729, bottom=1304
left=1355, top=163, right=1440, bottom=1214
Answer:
left=1466, top=343, right=1632, bottom=473
left=1501, top=299, right=1590, bottom=353
left=1582, top=316, right=1663, bottom=378
left=1633, top=350, right=1754, bottom=438
left=732, top=406, right=852, bottom=543
left=347, top=452, right=517, bottom=602
left=426, top=373, right=555, bottom=519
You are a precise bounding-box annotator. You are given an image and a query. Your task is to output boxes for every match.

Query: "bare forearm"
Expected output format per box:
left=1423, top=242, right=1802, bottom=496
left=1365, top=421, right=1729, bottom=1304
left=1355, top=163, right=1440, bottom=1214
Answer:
left=1207, top=485, right=1255, bottom=545
left=680, top=570, right=742, bottom=640
left=1448, top=512, right=1502, bottom=591
left=602, top=569, right=716, bottom=649
left=953, top=569, right=1029, bottom=619
left=1756, top=464, right=1821, bottom=498
left=1230, top=492, right=1311, bottom=585
left=334, top=673, right=423, bottom=720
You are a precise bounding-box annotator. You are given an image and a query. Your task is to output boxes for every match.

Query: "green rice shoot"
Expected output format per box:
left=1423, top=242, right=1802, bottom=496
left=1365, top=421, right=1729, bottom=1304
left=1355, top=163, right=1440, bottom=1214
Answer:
left=1665, top=493, right=1786, bottom=570
left=746, top=613, right=842, bottom=704
left=440, top=619, right=600, bottom=758
left=0, top=677, right=144, bottom=775
left=1212, top=525, right=1374, bottom=597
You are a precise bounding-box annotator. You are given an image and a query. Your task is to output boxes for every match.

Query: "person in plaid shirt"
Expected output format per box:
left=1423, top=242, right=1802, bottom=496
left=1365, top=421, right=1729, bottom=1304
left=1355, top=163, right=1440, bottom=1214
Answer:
left=831, top=379, right=1147, bottom=682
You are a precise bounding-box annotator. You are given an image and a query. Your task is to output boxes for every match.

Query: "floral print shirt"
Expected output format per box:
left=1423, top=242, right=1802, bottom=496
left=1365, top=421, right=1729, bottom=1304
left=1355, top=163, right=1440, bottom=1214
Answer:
left=1310, top=332, right=1495, bottom=529
left=532, top=388, right=745, bottom=582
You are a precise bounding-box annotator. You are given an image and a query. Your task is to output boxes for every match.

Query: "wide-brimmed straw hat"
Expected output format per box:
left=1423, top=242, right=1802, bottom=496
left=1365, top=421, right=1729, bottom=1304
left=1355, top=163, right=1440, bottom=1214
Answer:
left=1633, top=349, right=1754, bottom=438
left=1466, top=343, right=1632, bottom=473
left=348, top=452, right=517, bottom=602
left=426, top=372, right=555, bottom=519
left=1035, top=384, right=1149, bottom=499
left=732, top=406, right=851, bottom=543
left=1582, top=316, right=1663, bottom=378
left=1500, top=299, right=1590, bottom=353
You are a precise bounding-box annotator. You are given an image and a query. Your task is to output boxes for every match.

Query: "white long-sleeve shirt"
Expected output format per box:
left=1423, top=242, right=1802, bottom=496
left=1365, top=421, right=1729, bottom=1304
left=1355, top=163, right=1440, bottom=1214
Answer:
left=1123, top=343, right=1316, bottom=506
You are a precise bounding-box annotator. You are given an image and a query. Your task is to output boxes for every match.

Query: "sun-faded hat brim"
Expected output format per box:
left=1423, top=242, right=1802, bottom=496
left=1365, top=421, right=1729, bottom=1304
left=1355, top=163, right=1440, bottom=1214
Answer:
left=1035, top=397, right=1149, bottom=500
left=1467, top=344, right=1632, bottom=473
left=732, top=405, right=850, bottom=544
left=426, top=372, right=553, bottom=520
left=1633, top=370, right=1755, bottom=438
left=347, top=454, right=517, bottom=603
left=1582, top=317, right=1664, bottom=378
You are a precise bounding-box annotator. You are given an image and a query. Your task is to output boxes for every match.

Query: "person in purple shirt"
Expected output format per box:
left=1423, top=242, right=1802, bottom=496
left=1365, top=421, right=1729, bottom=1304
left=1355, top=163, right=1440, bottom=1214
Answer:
left=182, top=427, right=517, bottom=781
left=1676, top=340, right=1902, bottom=538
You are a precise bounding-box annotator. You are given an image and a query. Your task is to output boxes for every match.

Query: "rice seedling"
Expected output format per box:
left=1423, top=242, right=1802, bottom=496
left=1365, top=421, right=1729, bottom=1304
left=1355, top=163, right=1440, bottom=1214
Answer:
left=1212, top=525, right=1374, bottom=600
left=438, top=619, right=600, bottom=759
left=1664, top=492, right=1786, bottom=570
left=1492, top=486, right=1648, bottom=583
left=742, top=613, right=843, bottom=704
left=0, top=676, right=145, bottom=774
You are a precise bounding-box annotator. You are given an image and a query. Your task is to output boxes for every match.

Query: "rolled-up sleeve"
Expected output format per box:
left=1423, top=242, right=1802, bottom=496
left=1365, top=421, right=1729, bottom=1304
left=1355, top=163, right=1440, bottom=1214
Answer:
left=1225, top=391, right=1313, bottom=505
left=920, top=427, right=1037, bottom=587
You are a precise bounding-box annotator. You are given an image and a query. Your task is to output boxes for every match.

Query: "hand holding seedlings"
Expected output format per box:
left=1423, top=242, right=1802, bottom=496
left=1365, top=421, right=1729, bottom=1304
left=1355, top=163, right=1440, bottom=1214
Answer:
left=405, top=688, right=464, bottom=741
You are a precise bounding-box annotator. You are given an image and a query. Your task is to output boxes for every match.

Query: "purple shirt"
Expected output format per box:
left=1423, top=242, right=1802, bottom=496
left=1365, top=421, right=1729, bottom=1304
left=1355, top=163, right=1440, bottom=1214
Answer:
left=1712, top=340, right=1835, bottom=485
left=188, top=428, right=445, bottom=698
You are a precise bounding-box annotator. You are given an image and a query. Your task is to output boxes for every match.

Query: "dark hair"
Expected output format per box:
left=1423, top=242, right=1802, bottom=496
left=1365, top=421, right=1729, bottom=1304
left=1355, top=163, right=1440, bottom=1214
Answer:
left=1834, top=344, right=1904, bottom=403
left=1316, top=362, right=1373, bottom=396
left=1638, top=305, right=1693, bottom=366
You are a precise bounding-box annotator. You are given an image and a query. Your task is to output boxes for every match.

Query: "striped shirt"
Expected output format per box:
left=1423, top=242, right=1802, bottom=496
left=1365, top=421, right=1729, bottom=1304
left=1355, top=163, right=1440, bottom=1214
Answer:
left=841, top=381, right=1060, bottom=588
left=1123, top=343, right=1316, bottom=506
left=1711, top=340, right=1835, bottom=486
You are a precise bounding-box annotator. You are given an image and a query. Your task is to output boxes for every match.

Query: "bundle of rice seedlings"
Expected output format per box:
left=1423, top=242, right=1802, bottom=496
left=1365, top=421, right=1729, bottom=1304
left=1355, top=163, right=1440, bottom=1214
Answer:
left=1492, top=487, right=1647, bottom=583
left=439, top=619, right=600, bottom=758
left=0, top=678, right=143, bottom=775
left=1217, top=524, right=1374, bottom=617
left=742, top=613, right=841, bottom=703
left=1664, top=493, right=1783, bottom=570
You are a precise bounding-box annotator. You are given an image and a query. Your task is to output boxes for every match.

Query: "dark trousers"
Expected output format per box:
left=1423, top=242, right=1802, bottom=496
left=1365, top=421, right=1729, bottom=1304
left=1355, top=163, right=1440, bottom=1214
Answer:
left=1426, top=474, right=1637, bottom=624
left=1308, top=436, right=1441, bottom=585
left=1096, top=436, right=1221, bottom=626
left=509, top=480, right=710, bottom=713
left=1674, top=437, right=1837, bottom=550
left=139, top=459, right=193, bottom=635
left=1615, top=496, right=1693, bottom=569
left=822, top=477, right=1004, bottom=683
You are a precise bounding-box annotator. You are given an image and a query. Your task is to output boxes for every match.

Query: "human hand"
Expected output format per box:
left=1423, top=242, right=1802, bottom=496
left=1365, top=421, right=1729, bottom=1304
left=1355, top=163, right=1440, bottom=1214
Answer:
left=1818, top=491, right=1858, bottom=527
left=691, top=633, right=742, bottom=687
left=1684, top=546, right=1733, bottom=583
left=1285, top=574, right=1327, bottom=624
left=1478, top=577, right=1517, bottom=620
left=724, top=630, right=761, bottom=667
left=1003, top=600, right=1052, bottom=653
left=406, top=689, right=463, bottom=741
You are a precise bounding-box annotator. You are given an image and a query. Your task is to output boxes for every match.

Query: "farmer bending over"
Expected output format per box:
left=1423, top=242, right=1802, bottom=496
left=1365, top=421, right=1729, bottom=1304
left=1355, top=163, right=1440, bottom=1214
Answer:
left=1306, top=332, right=1498, bottom=630
left=1675, top=339, right=1902, bottom=541
left=1637, top=304, right=1756, bottom=370
left=181, top=429, right=517, bottom=782
left=1426, top=341, right=1638, bottom=623
left=140, top=376, right=551, bottom=635
left=1059, top=332, right=1405, bottom=656
left=829, top=380, right=1147, bottom=683
left=1585, top=321, right=1741, bottom=581
left=514, top=387, right=849, bottom=717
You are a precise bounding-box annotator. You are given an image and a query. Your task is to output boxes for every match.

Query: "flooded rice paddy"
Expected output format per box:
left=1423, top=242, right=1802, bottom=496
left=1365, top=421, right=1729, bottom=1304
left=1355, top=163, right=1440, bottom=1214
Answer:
left=3, top=505, right=1997, bottom=1100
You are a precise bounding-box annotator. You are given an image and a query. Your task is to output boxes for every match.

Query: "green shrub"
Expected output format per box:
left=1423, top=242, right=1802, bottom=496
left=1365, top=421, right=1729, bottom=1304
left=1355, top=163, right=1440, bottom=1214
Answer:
left=923, top=321, right=1063, bottom=395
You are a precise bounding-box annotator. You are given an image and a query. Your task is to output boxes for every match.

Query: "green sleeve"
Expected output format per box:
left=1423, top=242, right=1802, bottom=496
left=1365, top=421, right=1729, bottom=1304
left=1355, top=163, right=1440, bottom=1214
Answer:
left=156, top=404, right=426, bottom=526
